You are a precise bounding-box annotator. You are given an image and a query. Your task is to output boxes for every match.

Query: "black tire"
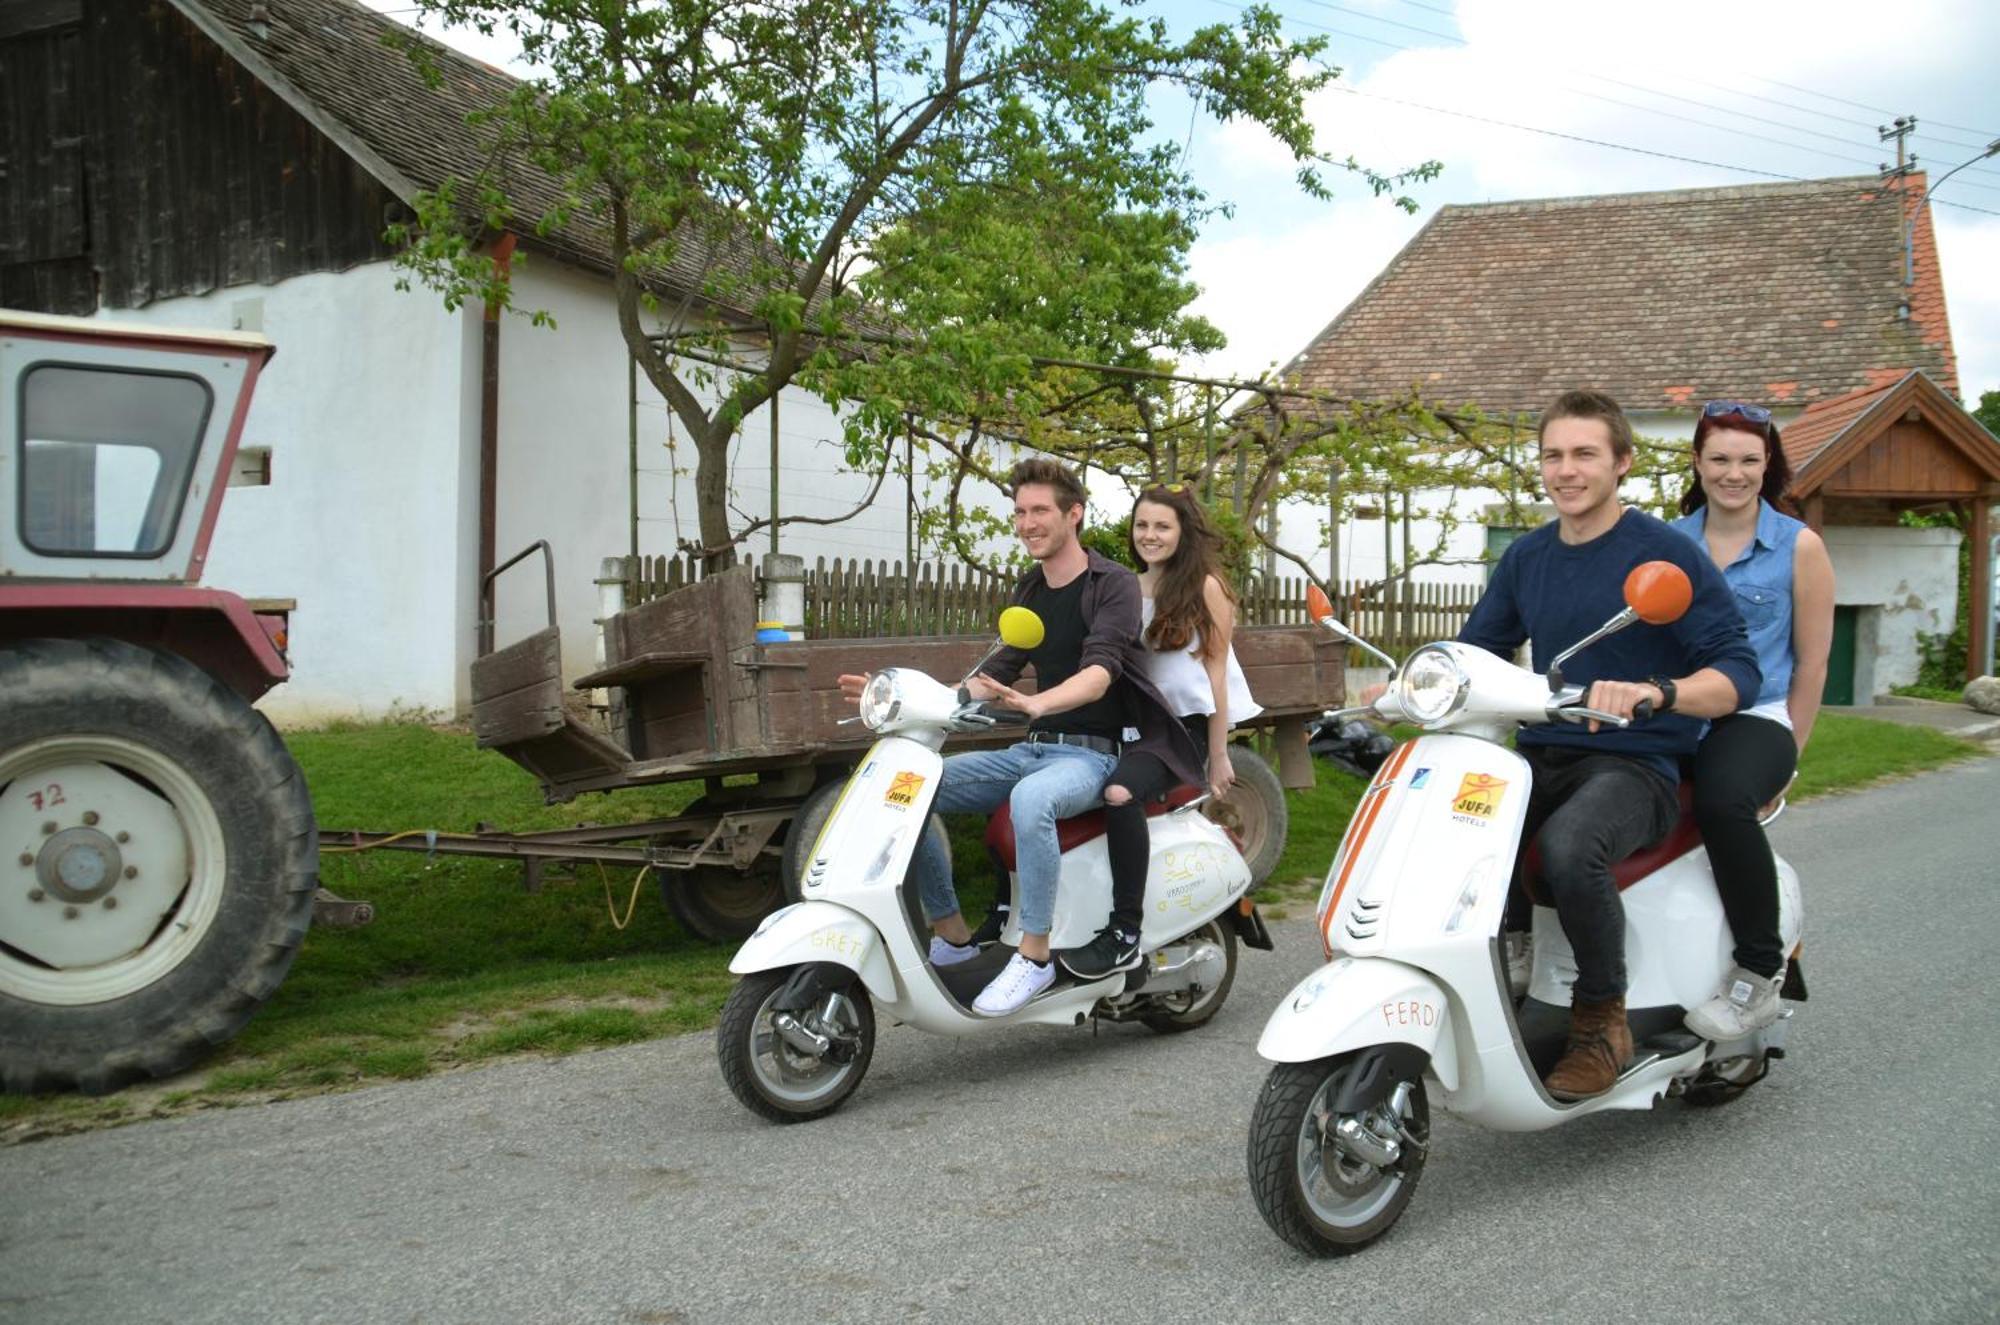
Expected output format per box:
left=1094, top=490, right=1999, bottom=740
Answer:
left=780, top=778, right=847, bottom=904
left=1207, top=745, right=1287, bottom=885
left=781, top=774, right=946, bottom=939
left=1247, top=1054, right=1430, bottom=1256
left=663, top=863, right=786, bottom=943
left=1140, top=920, right=1237, bottom=1034
left=716, top=966, right=875, bottom=1123
left=0, top=638, right=317, bottom=1095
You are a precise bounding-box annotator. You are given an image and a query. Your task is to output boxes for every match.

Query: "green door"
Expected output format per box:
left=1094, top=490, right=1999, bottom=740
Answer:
left=1823, top=605, right=1857, bottom=706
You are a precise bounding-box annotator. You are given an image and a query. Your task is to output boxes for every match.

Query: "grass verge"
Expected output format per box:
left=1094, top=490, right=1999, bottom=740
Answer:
left=1, top=713, right=1983, bottom=1136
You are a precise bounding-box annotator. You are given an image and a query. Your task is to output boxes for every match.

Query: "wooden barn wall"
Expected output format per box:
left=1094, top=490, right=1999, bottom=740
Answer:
left=0, top=0, right=401, bottom=315
left=0, top=3, right=93, bottom=311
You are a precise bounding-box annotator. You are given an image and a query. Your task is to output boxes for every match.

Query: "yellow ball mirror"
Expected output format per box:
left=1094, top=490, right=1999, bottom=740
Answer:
left=997, top=606, right=1045, bottom=650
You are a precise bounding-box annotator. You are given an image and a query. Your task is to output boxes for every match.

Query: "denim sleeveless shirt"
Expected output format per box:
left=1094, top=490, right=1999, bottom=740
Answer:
left=1671, top=499, right=1802, bottom=716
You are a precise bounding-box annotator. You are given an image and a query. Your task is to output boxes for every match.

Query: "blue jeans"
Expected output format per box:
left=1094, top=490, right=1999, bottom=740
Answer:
left=912, top=741, right=1118, bottom=936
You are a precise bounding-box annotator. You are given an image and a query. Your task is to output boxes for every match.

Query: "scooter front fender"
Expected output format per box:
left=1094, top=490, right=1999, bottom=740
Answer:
left=728, top=901, right=899, bottom=1005
left=1257, top=957, right=1459, bottom=1091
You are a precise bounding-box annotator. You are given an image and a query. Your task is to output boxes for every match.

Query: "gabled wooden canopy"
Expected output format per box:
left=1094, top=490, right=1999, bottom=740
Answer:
left=1787, top=370, right=2000, bottom=503
left=1782, top=370, right=1998, bottom=682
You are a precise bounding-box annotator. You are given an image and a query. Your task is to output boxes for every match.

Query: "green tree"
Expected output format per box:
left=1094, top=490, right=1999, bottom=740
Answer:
left=1974, top=388, right=2000, bottom=439
left=390, top=1, right=1437, bottom=563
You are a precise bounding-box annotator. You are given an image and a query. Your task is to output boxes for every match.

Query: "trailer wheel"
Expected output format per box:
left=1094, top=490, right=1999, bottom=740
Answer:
left=1205, top=745, right=1288, bottom=885
left=0, top=639, right=317, bottom=1095
left=780, top=777, right=846, bottom=904
left=663, top=863, right=786, bottom=944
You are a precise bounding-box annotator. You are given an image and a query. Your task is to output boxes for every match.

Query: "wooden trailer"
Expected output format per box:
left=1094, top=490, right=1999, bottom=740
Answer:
left=461, top=548, right=1345, bottom=941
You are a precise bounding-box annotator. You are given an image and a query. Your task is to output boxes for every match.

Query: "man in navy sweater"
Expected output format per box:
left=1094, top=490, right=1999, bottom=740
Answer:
left=1457, top=390, right=1759, bottom=1099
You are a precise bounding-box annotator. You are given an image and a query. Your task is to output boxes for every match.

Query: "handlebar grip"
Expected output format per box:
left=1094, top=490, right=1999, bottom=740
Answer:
left=1632, top=699, right=1654, bottom=722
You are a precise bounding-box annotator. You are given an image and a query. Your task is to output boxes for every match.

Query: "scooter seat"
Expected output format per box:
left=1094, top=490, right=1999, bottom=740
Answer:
left=984, top=784, right=1205, bottom=875
left=1519, top=781, right=1703, bottom=903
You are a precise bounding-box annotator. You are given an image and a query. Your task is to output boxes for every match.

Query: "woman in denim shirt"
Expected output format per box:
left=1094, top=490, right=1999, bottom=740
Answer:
left=1671, top=401, right=1835, bottom=1040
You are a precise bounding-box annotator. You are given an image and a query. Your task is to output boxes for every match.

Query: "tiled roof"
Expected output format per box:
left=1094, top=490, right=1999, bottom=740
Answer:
left=1779, top=376, right=1904, bottom=473
left=1284, top=175, right=1959, bottom=415
left=170, top=0, right=774, bottom=316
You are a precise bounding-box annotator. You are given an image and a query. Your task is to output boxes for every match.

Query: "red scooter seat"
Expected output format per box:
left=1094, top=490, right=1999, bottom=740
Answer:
left=1519, top=781, right=1703, bottom=903
left=984, top=784, right=1205, bottom=875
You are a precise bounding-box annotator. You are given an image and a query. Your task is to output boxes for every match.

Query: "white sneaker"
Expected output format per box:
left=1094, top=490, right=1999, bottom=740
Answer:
left=972, top=952, right=1056, bottom=1015
left=929, top=936, right=980, bottom=968
left=1685, top=965, right=1784, bottom=1041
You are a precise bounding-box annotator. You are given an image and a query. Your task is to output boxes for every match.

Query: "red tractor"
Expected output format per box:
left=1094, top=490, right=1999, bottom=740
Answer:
left=0, top=310, right=316, bottom=1093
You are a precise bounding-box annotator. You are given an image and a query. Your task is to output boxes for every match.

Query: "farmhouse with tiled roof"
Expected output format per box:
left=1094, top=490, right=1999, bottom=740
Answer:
left=1283, top=175, right=1958, bottom=413
left=1281, top=174, right=1992, bottom=695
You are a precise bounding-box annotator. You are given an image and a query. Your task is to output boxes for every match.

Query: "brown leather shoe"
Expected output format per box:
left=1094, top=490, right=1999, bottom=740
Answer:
left=1544, top=995, right=1633, bottom=1100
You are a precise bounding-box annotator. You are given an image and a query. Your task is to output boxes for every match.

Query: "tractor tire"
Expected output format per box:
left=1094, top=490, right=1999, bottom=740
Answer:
left=0, top=639, right=317, bottom=1094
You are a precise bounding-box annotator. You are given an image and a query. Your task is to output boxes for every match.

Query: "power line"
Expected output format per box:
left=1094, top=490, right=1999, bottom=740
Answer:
left=1367, top=0, right=2000, bottom=150
left=1231, top=1, right=2000, bottom=207
left=1252, top=2, right=2000, bottom=191
left=1328, top=85, right=2000, bottom=216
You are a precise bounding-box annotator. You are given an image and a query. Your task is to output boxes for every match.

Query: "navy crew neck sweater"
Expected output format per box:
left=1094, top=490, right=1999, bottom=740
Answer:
left=1456, top=508, right=1760, bottom=782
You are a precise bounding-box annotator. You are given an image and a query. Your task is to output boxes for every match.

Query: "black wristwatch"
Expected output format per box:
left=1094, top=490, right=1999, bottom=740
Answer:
left=1645, top=675, right=1678, bottom=714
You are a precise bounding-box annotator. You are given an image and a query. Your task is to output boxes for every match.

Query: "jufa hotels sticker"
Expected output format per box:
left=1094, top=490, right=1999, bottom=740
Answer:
left=884, top=771, right=925, bottom=808
left=1452, top=772, right=1507, bottom=822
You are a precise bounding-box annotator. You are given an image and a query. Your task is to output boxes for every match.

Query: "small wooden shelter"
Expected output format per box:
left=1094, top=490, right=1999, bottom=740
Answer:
left=1784, top=370, right=2000, bottom=685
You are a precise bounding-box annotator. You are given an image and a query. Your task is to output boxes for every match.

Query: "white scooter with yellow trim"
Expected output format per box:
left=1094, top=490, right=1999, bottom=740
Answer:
left=716, top=608, right=1272, bottom=1123
left=1245, top=563, right=1805, bottom=1256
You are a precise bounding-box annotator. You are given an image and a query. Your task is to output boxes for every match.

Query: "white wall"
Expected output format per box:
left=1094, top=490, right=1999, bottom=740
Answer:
left=1263, top=408, right=1806, bottom=589
left=493, top=258, right=1018, bottom=678
left=94, top=265, right=481, bottom=725
left=1821, top=525, right=1961, bottom=696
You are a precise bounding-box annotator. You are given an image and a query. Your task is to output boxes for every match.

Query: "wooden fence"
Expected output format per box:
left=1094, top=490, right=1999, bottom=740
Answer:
left=618, top=553, right=1479, bottom=656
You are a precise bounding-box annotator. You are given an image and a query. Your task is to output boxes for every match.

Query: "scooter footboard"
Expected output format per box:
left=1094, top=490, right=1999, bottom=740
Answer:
left=728, top=902, right=899, bottom=1004
left=1256, top=958, right=1459, bottom=1091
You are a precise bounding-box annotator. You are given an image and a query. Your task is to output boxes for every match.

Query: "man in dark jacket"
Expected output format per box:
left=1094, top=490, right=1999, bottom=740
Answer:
left=840, top=459, right=1198, bottom=1015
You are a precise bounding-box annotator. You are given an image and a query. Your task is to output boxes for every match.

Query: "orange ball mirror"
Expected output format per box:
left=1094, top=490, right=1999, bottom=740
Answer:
left=1306, top=584, right=1334, bottom=623
left=1623, top=560, right=1693, bottom=626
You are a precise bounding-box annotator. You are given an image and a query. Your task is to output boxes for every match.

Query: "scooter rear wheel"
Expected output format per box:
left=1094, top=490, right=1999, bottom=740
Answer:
left=1247, top=1053, right=1429, bottom=1256
left=717, top=967, right=875, bottom=1123
left=1139, top=920, right=1236, bottom=1033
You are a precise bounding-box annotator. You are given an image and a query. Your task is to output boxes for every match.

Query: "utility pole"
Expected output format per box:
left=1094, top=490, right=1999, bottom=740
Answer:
left=1201, top=385, right=1217, bottom=502
left=1878, top=115, right=1917, bottom=177
left=627, top=353, right=639, bottom=563
left=768, top=394, right=780, bottom=557
left=1326, top=462, right=1343, bottom=596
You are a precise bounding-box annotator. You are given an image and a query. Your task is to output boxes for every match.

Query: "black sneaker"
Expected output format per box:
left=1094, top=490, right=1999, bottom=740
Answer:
left=1058, top=925, right=1142, bottom=980
left=969, top=906, right=1010, bottom=946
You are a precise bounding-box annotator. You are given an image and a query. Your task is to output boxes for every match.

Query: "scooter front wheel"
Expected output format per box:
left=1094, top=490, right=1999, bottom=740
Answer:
left=1247, top=1053, right=1429, bottom=1256
left=717, top=967, right=875, bottom=1123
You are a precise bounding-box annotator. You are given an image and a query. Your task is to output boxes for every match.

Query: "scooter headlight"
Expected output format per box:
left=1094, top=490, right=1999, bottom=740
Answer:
left=858, top=671, right=903, bottom=729
left=1398, top=645, right=1469, bottom=726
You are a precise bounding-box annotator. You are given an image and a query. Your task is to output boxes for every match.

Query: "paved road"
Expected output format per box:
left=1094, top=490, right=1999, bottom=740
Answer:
left=4, top=757, right=1998, bottom=1324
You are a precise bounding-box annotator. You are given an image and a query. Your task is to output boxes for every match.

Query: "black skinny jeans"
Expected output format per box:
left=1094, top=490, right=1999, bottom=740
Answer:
left=1690, top=713, right=1797, bottom=978
left=1101, top=716, right=1209, bottom=933
left=1517, top=746, right=1678, bottom=1004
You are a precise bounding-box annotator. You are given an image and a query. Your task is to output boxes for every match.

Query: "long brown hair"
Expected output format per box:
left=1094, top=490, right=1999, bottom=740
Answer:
left=1130, top=485, right=1235, bottom=662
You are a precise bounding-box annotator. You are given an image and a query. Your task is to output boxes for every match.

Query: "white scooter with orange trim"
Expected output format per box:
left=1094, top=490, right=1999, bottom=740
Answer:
left=716, top=608, right=1275, bottom=1124
left=1245, top=563, right=1805, bottom=1256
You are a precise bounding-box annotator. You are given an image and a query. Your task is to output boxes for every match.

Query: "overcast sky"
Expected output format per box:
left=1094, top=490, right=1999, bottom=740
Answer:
left=363, top=0, right=2000, bottom=401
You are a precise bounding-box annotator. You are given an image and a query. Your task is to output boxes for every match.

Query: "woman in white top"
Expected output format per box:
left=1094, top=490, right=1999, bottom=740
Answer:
left=1056, top=482, right=1260, bottom=980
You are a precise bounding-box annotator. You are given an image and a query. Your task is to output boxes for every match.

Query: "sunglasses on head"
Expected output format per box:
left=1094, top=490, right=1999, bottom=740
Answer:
left=1702, top=400, right=1773, bottom=426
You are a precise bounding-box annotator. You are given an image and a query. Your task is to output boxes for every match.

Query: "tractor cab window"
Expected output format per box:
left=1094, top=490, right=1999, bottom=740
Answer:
left=18, top=365, right=212, bottom=558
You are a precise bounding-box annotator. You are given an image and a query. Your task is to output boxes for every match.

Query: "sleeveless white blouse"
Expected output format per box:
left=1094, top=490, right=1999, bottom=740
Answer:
left=1140, top=598, right=1262, bottom=728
